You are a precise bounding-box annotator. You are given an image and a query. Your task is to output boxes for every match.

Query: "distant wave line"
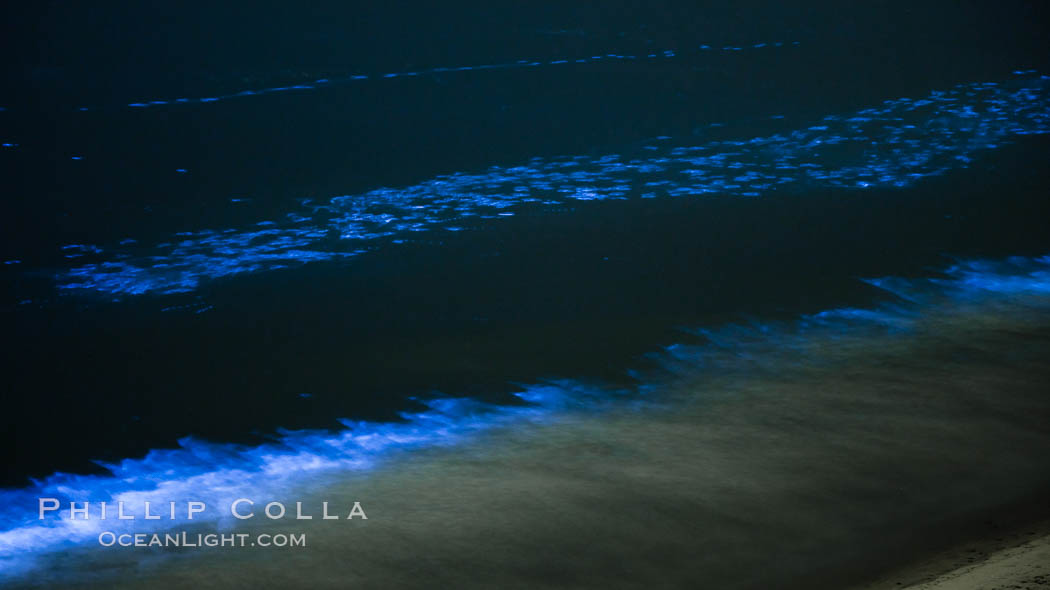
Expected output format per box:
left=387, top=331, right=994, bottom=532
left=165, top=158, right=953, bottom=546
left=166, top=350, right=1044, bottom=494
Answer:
left=0, top=40, right=802, bottom=114
left=118, top=41, right=800, bottom=110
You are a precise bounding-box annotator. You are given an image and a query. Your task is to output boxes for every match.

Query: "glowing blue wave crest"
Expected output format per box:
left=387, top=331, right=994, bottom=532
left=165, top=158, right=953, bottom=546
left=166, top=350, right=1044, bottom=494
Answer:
left=0, top=382, right=610, bottom=577
left=4, top=254, right=1050, bottom=578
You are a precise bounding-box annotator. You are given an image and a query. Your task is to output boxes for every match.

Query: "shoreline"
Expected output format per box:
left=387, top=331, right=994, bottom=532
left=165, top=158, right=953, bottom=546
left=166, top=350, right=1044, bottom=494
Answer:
left=854, top=516, right=1050, bottom=590
left=9, top=286, right=1050, bottom=588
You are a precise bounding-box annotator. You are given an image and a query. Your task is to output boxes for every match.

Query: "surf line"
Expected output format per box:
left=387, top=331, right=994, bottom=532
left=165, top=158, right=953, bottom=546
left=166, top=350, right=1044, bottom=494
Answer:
left=97, top=41, right=802, bottom=112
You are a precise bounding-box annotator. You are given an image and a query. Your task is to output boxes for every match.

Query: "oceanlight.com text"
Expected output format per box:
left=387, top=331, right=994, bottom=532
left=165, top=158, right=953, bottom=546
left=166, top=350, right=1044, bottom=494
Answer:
left=98, top=531, right=307, bottom=548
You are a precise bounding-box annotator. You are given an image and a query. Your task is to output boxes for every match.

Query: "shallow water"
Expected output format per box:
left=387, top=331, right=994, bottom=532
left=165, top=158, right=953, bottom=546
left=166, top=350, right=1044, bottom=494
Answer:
left=9, top=258, right=1050, bottom=588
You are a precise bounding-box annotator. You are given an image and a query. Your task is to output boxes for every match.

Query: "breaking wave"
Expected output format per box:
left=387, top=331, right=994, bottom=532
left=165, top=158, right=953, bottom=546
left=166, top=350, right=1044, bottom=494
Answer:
left=3, top=252, right=1049, bottom=579
left=52, top=72, right=1050, bottom=297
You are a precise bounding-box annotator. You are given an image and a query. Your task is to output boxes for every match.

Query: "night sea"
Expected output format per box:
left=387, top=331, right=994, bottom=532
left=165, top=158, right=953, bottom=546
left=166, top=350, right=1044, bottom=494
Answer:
left=2, top=2, right=1050, bottom=588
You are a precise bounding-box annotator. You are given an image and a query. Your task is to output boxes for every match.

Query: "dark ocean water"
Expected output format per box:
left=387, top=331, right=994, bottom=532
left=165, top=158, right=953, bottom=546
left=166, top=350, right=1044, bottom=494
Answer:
left=1, top=1, right=1049, bottom=583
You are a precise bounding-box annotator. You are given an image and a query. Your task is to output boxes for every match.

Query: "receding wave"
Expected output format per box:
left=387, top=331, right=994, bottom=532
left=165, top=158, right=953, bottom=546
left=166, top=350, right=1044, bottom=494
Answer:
left=4, top=253, right=1050, bottom=586
left=52, top=72, right=1050, bottom=297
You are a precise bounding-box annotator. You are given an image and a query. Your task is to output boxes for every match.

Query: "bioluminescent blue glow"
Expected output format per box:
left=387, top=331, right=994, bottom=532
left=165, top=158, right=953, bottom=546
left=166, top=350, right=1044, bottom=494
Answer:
left=51, top=73, right=1050, bottom=298
left=3, top=254, right=1050, bottom=578
left=0, top=40, right=801, bottom=114
left=0, top=382, right=606, bottom=577
left=658, top=255, right=1050, bottom=375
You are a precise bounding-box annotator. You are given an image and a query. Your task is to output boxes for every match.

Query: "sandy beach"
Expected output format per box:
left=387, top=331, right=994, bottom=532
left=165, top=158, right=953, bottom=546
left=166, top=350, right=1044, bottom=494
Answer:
left=857, top=520, right=1050, bottom=590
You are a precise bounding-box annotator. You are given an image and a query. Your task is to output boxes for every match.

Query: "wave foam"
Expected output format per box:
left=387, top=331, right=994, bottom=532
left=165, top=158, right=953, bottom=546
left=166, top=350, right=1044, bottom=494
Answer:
left=54, top=73, right=1050, bottom=297
left=4, top=254, right=1050, bottom=578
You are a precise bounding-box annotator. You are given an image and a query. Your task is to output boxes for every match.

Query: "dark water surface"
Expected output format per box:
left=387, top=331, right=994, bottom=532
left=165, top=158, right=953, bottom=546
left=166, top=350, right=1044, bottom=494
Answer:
left=4, top=137, right=1050, bottom=485
left=1, top=1, right=1049, bottom=584
left=1, top=0, right=1049, bottom=482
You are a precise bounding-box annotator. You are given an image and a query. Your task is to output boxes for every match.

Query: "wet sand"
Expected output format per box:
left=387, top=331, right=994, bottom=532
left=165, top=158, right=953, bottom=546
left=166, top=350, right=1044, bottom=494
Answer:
left=12, top=288, right=1050, bottom=589
left=855, top=519, right=1050, bottom=590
